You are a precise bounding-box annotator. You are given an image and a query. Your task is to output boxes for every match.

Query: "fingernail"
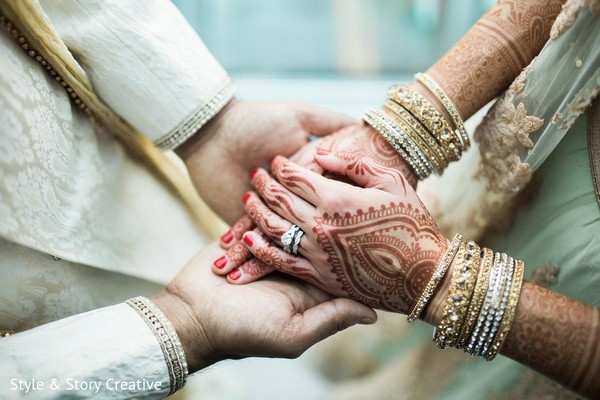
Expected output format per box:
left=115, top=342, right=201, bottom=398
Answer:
left=250, top=168, right=258, bottom=179
left=316, top=148, right=331, bottom=155
left=243, top=235, right=253, bottom=247
left=359, top=317, right=375, bottom=325
left=213, top=256, right=227, bottom=269
left=242, top=192, right=251, bottom=204
left=220, top=231, right=234, bottom=244
left=229, top=270, right=241, bottom=281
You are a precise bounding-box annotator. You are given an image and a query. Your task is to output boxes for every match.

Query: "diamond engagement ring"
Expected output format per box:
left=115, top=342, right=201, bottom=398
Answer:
left=281, top=224, right=304, bottom=255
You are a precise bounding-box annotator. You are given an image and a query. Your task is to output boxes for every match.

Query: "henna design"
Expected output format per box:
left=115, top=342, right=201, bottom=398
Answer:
left=239, top=258, right=271, bottom=278
left=502, top=283, right=600, bottom=397
left=229, top=214, right=254, bottom=242
left=254, top=245, right=321, bottom=287
left=276, top=164, right=319, bottom=202
left=226, top=242, right=251, bottom=264
left=318, top=126, right=417, bottom=187
left=253, top=172, right=305, bottom=223
left=429, top=0, right=563, bottom=119
left=246, top=199, right=286, bottom=239
left=313, top=202, right=446, bottom=313
left=346, top=155, right=408, bottom=196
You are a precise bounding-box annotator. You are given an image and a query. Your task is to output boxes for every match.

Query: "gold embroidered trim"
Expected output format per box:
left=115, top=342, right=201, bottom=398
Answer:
left=588, top=99, right=600, bottom=210
left=154, top=82, right=236, bottom=150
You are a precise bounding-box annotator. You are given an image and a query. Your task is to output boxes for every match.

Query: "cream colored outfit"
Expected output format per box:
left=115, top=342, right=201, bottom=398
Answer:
left=0, top=0, right=234, bottom=398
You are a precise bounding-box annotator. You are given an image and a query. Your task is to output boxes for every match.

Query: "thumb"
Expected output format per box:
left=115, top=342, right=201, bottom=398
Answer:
left=297, top=298, right=377, bottom=347
left=314, top=150, right=410, bottom=195
left=296, top=102, right=359, bottom=137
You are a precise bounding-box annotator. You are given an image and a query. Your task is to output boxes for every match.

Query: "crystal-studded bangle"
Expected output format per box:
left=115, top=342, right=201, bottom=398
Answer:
left=126, top=296, right=189, bottom=395
left=367, top=109, right=434, bottom=177
left=456, top=247, right=493, bottom=349
left=485, top=259, right=524, bottom=361
left=415, top=72, right=470, bottom=151
left=466, top=252, right=507, bottom=356
left=363, top=110, right=432, bottom=179
left=433, top=240, right=481, bottom=349
left=384, top=100, right=449, bottom=171
left=382, top=103, right=447, bottom=175
left=407, top=234, right=462, bottom=323
left=481, top=254, right=514, bottom=357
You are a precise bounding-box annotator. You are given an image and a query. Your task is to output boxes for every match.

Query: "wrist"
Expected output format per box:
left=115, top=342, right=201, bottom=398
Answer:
left=151, top=290, right=216, bottom=373
left=174, top=98, right=239, bottom=161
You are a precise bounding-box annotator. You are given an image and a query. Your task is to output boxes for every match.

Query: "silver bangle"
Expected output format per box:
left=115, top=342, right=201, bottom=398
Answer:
left=126, top=296, right=188, bottom=395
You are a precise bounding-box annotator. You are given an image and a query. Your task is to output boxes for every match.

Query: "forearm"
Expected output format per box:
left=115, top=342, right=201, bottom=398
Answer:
left=426, top=258, right=600, bottom=398
left=425, top=0, right=565, bottom=120
left=502, top=282, right=600, bottom=397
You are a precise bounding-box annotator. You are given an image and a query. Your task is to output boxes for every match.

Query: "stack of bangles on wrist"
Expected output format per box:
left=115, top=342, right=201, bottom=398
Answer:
left=363, top=72, right=470, bottom=180
left=408, top=234, right=525, bottom=361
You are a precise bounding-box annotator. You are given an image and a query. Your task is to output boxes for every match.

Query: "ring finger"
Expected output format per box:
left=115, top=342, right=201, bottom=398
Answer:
left=244, top=191, right=312, bottom=257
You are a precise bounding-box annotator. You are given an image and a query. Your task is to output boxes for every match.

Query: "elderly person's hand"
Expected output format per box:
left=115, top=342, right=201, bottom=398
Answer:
left=151, top=241, right=376, bottom=373
left=219, top=151, right=447, bottom=314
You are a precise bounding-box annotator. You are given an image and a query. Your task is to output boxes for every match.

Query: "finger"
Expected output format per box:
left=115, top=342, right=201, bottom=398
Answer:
left=291, top=298, right=377, bottom=355
left=226, top=258, right=275, bottom=285
left=268, top=155, right=345, bottom=207
left=243, top=231, right=322, bottom=288
left=244, top=192, right=311, bottom=255
left=295, top=103, right=359, bottom=137
left=212, top=237, right=253, bottom=275
left=289, top=140, right=325, bottom=175
left=251, top=168, right=316, bottom=225
left=220, top=214, right=255, bottom=249
left=314, top=150, right=410, bottom=196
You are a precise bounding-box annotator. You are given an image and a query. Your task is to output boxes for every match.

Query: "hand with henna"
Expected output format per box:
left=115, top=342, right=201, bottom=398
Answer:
left=215, top=151, right=600, bottom=398
left=221, top=150, right=446, bottom=313
left=214, top=123, right=417, bottom=284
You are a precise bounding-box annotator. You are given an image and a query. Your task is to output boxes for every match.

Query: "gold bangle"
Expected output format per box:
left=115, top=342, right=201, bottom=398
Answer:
left=381, top=106, right=445, bottom=176
left=433, top=240, right=481, bottom=349
left=415, top=72, right=470, bottom=151
left=456, top=247, right=493, bottom=349
left=388, top=85, right=462, bottom=162
left=485, top=259, right=525, bottom=361
left=383, top=101, right=448, bottom=174
left=407, top=234, right=462, bottom=323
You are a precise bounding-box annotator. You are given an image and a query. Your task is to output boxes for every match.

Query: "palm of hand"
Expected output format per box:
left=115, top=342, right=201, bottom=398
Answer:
left=161, top=242, right=375, bottom=371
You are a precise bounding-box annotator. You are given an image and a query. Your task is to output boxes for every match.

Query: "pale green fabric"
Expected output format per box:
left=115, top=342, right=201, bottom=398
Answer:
left=439, top=108, right=597, bottom=399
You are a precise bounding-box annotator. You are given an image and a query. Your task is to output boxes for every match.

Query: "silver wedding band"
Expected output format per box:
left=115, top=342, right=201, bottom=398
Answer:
left=281, top=224, right=304, bottom=256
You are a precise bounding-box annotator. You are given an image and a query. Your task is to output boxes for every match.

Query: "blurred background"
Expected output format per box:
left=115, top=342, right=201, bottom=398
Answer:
left=173, top=0, right=493, bottom=116
left=170, top=1, right=493, bottom=399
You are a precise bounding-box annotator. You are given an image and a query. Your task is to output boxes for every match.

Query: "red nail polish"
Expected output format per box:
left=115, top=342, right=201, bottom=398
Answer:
left=250, top=168, right=258, bottom=179
left=243, top=235, right=253, bottom=246
left=213, top=256, right=227, bottom=269
left=242, top=192, right=251, bottom=204
left=229, top=270, right=241, bottom=281
left=220, top=231, right=234, bottom=244
left=316, top=148, right=331, bottom=156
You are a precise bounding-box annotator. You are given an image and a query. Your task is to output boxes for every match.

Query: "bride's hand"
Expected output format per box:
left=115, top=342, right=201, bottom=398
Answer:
left=213, top=124, right=418, bottom=282
left=227, top=150, right=448, bottom=314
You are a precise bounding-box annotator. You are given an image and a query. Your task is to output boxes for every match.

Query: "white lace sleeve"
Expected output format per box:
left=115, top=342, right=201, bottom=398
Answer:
left=39, top=0, right=235, bottom=150
left=0, top=302, right=180, bottom=399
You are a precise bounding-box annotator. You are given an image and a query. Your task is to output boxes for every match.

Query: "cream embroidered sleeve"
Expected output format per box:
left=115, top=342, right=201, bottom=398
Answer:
left=0, top=302, right=182, bottom=399
left=40, top=0, right=235, bottom=150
